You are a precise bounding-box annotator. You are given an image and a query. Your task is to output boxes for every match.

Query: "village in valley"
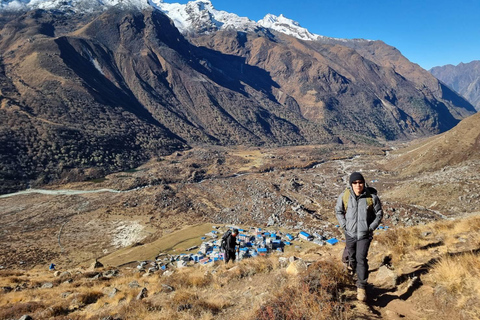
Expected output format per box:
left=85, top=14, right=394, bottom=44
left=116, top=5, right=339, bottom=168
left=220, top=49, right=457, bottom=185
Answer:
left=136, top=224, right=391, bottom=272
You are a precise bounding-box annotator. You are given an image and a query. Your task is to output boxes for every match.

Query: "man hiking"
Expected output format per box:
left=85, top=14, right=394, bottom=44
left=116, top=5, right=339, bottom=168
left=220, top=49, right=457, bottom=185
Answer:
left=335, top=172, right=383, bottom=302
left=222, top=228, right=239, bottom=264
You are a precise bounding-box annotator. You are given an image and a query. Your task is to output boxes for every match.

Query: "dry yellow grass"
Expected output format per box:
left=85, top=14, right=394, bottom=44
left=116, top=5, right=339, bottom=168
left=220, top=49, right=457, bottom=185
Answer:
left=0, top=253, right=335, bottom=319
left=432, top=214, right=480, bottom=234
left=428, top=253, right=480, bottom=319
left=374, top=225, right=425, bottom=264
left=161, top=267, right=214, bottom=289
left=2, top=214, right=480, bottom=320
left=374, top=215, right=480, bottom=263
left=430, top=253, right=480, bottom=294
left=229, top=149, right=266, bottom=172
left=254, top=260, right=352, bottom=320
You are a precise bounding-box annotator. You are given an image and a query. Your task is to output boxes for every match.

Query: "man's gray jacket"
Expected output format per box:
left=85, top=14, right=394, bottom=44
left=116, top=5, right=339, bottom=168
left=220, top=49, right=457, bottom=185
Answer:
left=335, top=186, right=383, bottom=240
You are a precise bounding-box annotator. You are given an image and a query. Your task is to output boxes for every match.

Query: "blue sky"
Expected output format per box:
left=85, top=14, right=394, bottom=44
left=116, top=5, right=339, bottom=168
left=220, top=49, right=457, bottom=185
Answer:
left=168, top=0, right=480, bottom=70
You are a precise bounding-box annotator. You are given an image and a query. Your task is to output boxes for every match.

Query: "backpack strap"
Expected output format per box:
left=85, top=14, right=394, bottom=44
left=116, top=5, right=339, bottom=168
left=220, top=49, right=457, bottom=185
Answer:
left=342, top=187, right=373, bottom=210
left=366, top=195, right=373, bottom=208
left=342, top=188, right=350, bottom=210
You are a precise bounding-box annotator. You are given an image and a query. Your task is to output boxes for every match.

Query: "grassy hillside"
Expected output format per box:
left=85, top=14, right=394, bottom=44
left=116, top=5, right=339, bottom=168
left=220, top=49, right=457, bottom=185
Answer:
left=1, top=215, right=479, bottom=320
left=99, top=223, right=216, bottom=267
left=385, top=112, right=480, bottom=177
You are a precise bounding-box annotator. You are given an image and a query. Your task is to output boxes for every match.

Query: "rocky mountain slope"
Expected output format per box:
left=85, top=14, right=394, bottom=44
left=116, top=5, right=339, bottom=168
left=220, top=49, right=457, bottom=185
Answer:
left=0, top=2, right=476, bottom=194
left=430, top=60, right=480, bottom=111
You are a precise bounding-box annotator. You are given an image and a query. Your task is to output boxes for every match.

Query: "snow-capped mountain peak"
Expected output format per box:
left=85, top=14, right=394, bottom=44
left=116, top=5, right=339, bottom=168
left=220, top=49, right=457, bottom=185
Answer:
left=150, top=0, right=258, bottom=33
left=257, top=13, right=321, bottom=41
left=0, top=0, right=150, bottom=13
left=150, top=1, right=328, bottom=41
left=0, top=0, right=353, bottom=43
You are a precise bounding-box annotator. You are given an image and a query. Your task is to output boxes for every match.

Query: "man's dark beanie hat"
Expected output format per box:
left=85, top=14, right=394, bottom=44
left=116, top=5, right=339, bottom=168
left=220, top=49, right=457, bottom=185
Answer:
left=349, top=172, right=365, bottom=185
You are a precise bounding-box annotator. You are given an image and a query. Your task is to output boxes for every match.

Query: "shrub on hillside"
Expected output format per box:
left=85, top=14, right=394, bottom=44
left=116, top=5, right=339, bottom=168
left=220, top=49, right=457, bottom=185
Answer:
left=254, top=260, right=352, bottom=320
left=76, top=290, right=104, bottom=306
left=0, top=301, right=44, bottom=319
left=168, top=290, right=223, bottom=316
left=375, top=226, right=423, bottom=259
left=162, top=268, right=214, bottom=289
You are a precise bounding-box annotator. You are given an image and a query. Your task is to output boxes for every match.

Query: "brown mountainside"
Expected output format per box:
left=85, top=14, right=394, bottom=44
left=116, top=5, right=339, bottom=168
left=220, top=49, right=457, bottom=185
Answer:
left=0, top=7, right=476, bottom=193
left=339, top=39, right=475, bottom=119
left=189, top=31, right=475, bottom=139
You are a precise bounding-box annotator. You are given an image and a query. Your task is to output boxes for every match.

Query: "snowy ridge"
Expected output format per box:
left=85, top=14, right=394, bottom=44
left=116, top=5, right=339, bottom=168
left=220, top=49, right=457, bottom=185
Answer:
left=150, top=0, right=258, bottom=33
left=0, top=0, right=364, bottom=43
left=150, top=1, right=350, bottom=42
left=0, top=0, right=150, bottom=13
left=258, top=13, right=321, bottom=41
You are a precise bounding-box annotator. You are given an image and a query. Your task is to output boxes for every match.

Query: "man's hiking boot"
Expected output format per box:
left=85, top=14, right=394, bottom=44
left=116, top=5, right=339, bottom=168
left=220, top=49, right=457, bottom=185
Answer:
left=357, top=288, right=367, bottom=302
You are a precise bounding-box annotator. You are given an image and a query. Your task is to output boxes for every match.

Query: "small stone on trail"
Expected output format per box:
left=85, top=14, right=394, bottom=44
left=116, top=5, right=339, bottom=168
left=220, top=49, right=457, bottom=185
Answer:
left=286, top=259, right=307, bottom=275
left=374, top=265, right=398, bottom=290
left=42, top=282, right=54, bottom=289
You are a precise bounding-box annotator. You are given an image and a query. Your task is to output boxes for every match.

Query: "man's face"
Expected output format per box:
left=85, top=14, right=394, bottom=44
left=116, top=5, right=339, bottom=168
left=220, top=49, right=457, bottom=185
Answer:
left=352, top=180, right=365, bottom=196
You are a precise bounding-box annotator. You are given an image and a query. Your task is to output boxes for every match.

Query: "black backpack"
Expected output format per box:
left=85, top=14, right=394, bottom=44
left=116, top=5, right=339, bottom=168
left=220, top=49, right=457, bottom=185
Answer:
left=221, top=229, right=232, bottom=251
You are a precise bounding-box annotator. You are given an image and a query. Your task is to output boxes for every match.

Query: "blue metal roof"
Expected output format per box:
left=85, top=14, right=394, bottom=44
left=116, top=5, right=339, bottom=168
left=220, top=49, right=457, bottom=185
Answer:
left=326, top=238, right=339, bottom=245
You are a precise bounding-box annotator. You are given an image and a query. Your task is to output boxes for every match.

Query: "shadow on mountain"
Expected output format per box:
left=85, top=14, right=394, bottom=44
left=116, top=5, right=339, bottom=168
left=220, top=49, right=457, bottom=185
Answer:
left=146, top=9, right=280, bottom=102
left=439, top=82, right=477, bottom=115
left=191, top=44, right=281, bottom=102
left=55, top=36, right=180, bottom=136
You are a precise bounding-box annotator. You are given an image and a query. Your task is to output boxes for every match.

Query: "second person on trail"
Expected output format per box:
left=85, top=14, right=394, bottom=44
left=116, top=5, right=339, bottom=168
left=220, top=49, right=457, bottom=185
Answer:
left=335, top=172, right=383, bottom=302
left=222, top=228, right=239, bottom=264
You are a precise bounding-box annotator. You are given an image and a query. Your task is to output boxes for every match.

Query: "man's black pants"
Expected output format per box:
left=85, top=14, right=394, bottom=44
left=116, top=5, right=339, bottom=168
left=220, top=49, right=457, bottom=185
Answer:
left=225, top=250, right=236, bottom=264
left=345, top=234, right=372, bottom=289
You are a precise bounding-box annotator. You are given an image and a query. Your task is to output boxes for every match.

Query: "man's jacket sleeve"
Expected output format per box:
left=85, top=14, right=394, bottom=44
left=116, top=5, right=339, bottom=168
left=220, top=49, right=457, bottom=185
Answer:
left=368, top=195, right=383, bottom=231
left=335, top=193, right=347, bottom=230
